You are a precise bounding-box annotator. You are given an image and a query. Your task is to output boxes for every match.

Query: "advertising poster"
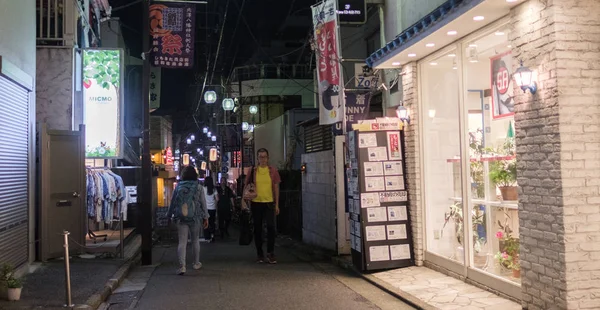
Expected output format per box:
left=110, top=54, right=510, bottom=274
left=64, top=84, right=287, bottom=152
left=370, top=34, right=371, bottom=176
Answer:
left=359, top=132, right=377, bottom=148
left=333, top=91, right=371, bottom=135
left=383, top=161, right=403, bottom=175
left=83, top=49, right=123, bottom=158
left=366, top=207, right=388, bottom=223
left=388, top=206, right=408, bottom=221
left=365, top=225, right=387, bottom=241
left=379, top=191, right=408, bottom=203
left=150, top=3, right=196, bottom=68
left=386, top=131, right=402, bottom=160
left=364, top=162, right=383, bottom=176
left=361, top=192, right=380, bottom=207
left=385, top=176, right=405, bottom=191
left=367, top=147, right=388, bottom=161
left=312, top=0, right=343, bottom=125
left=491, top=51, right=514, bottom=119
left=387, top=224, right=407, bottom=240
left=365, top=177, right=385, bottom=192
left=390, top=244, right=411, bottom=260
left=369, top=246, right=390, bottom=261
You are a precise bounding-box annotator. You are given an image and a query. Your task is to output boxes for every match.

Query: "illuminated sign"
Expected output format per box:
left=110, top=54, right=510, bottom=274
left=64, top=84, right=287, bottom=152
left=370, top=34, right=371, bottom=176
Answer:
left=182, top=154, right=190, bottom=166
left=337, top=0, right=366, bottom=24
left=201, top=161, right=207, bottom=170
left=209, top=148, right=218, bottom=162
left=165, top=147, right=174, bottom=165
left=83, top=49, right=124, bottom=158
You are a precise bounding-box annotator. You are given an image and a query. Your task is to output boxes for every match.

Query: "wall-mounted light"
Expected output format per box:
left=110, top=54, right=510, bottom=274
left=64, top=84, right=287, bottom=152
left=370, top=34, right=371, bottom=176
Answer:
left=301, top=163, right=307, bottom=174
left=249, top=105, right=258, bottom=115
left=396, top=106, right=411, bottom=124
left=513, top=60, right=537, bottom=94
left=204, top=90, right=217, bottom=104
left=222, top=98, right=235, bottom=111
left=428, top=109, right=436, bottom=118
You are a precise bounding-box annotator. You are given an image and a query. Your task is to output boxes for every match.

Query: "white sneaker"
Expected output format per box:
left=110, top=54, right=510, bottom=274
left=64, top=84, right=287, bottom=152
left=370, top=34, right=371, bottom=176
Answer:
left=177, top=266, right=186, bottom=275
left=193, top=262, right=202, bottom=270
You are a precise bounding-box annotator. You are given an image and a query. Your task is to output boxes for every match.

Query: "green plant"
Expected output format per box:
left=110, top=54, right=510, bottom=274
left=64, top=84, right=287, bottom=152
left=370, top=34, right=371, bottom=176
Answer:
left=1, top=264, right=22, bottom=288
left=441, top=202, right=487, bottom=253
left=488, top=137, right=517, bottom=187
left=494, top=210, right=520, bottom=271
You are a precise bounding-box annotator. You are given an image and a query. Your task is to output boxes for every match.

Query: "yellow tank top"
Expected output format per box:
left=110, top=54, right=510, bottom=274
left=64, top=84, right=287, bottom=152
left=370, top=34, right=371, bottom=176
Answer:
left=253, top=166, right=273, bottom=203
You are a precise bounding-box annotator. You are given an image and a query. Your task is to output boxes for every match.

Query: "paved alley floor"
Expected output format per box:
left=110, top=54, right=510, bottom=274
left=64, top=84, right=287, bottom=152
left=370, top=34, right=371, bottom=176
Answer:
left=102, top=235, right=415, bottom=310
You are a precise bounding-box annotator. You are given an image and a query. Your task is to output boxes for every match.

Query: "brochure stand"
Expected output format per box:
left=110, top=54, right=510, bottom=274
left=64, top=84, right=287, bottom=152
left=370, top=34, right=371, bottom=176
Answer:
left=347, top=128, right=415, bottom=271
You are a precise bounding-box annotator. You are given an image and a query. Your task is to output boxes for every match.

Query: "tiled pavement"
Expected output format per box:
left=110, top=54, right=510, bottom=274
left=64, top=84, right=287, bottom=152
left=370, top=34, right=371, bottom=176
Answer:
left=371, top=267, right=522, bottom=310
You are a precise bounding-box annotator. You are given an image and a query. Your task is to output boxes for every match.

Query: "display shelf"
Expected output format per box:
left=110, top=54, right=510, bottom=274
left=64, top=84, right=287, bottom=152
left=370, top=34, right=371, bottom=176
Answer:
left=449, top=197, right=518, bottom=210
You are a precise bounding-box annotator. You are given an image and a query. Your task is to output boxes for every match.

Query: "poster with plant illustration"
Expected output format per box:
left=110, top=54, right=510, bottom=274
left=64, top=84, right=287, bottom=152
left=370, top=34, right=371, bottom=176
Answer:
left=83, top=49, right=123, bottom=158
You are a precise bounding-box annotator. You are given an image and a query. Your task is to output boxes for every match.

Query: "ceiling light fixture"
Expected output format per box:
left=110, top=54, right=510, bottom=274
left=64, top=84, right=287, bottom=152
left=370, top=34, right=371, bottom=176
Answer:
left=447, top=30, right=458, bottom=36
left=448, top=53, right=456, bottom=57
left=408, top=53, right=417, bottom=57
left=495, top=31, right=505, bottom=36
left=473, top=16, right=485, bottom=21
left=506, top=0, right=519, bottom=3
left=426, top=43, right=435, bottom=47
left=430, top=62, right=438, bottom=66
left=392, top=62, right=401, bottom=66
left=469, top=44, right=477, bottom=48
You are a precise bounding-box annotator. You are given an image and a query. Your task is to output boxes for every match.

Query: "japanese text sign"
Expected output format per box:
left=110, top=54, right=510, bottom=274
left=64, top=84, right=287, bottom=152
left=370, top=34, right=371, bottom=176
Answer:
left=312, top=0, right=343, bottom=125
left=333, top=91, right=371, bottom=135
left=149, top=3, right=196, bottom=69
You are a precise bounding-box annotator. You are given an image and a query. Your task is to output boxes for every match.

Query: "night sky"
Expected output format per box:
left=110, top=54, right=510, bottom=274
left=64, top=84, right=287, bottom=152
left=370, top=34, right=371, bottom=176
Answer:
left=109, top=0, right=316, bottom=135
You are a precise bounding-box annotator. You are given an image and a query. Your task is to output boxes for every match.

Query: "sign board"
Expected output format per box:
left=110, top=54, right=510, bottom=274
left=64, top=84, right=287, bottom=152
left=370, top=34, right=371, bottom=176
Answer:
left=165, top=147, right=173, bottom=165
left=182, top=154, right=190, bottom=166
left=209, top=148, right=218, bottom=162
left=149, top=3, right=196, bottom=68
left=355, top=63, right=379, bottom=88
left=83, top=49, right=124, bottom=158
left=201, top=161, right=207, bottom=170
left=333, top=91, right=372, bottom=135
left=338, top=0, right=367, bottom=25
left=149, top=67, right=161, bottom=111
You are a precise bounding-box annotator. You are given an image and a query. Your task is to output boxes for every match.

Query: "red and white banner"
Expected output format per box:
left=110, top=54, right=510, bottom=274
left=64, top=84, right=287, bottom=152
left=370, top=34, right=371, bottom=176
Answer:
left=312, top=0, right=343, bottom=125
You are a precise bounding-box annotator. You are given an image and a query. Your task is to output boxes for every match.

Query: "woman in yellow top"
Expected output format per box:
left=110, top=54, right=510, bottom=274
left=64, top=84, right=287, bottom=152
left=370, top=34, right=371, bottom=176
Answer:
left=245, top=148, right=281, bottom=264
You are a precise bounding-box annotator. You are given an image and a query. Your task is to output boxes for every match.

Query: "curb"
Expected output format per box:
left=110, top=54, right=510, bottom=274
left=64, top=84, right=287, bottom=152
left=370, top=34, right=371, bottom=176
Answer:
left=330, top=256, right=432, bottom=310
left=82, top=250, right=141, bottom=310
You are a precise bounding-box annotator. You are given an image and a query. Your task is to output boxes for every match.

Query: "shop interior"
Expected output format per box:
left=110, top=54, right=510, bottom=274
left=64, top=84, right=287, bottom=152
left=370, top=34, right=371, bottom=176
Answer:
left=422, top=24, right=520, bottom=284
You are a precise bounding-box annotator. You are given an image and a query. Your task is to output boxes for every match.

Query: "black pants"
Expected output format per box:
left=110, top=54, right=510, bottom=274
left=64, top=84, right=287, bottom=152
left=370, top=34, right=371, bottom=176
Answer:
left=205, top=210, right=217, bottom=239
left=251, top=202, right=276, bottom=256
left=218, top=210, right=231, bottom=237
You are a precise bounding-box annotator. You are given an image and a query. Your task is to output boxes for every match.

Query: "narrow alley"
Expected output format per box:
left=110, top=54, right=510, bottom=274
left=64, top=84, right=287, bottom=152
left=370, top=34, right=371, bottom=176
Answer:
left=101, top=235, right=414, bottom=310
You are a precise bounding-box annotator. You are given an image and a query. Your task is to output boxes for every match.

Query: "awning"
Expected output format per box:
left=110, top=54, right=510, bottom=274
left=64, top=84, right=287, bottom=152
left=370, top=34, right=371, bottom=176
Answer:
left=366, top=0, right=521, bottom=69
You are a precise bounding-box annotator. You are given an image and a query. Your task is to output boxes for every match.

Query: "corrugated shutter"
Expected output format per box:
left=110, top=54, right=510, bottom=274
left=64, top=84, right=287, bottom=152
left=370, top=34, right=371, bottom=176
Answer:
left=0, top=75, right=30, bottom=267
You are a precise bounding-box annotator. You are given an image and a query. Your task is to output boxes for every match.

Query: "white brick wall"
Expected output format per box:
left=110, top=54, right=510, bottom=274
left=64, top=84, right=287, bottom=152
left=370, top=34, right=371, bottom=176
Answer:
left=402, top=62, right=424, bottom=266
left=511, top=0, right=600, bottom=309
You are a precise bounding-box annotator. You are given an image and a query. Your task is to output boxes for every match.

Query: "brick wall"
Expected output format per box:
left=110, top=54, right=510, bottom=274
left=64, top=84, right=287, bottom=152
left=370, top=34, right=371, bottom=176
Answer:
left=301, top=150, right=337, bottom=251
left=511, top=0, right=600, bottom=309
left=402, top=62, right=424, bottom=266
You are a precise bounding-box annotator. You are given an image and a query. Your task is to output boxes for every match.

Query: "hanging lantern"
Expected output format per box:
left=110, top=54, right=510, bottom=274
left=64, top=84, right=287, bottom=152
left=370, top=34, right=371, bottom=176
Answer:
left=222, top=98, right=235, bottom=111
left=211, top=136, right=217, bottom=142
left=242, top=122, right=249, bottom=131
left=204, top=90, right=217, bottom=104
left=249, top=105, right=258, bottom=114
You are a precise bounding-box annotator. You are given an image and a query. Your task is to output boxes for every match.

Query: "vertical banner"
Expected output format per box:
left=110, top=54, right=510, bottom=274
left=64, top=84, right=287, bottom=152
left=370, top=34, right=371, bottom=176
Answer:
left=312, top=0, right=343, bottom=125
left=219, top=124, right=241, bottom=152
left=83, top=49, right=124, bottom=158
left=491, top=51, right=514, bottom=119
left=333, top=91, right=371, bottom=135
left=149, top=67, right=161, bottom=111
left=149, top=3, right=196, bottom=69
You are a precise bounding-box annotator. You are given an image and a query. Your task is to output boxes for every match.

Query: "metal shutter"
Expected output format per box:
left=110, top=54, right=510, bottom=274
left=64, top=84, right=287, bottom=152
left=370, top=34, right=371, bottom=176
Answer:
left=0, top=75, right=30, bottom=267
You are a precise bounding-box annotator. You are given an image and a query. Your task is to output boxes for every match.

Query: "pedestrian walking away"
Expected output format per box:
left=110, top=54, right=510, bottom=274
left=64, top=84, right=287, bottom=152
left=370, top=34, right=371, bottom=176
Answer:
left=217, top=177, right=235, bottom=239
left=244, top=148, right=281, bottom=264
left=203, top=175, right=219, bottom=243
left=166, top=166, right=209, bottom=275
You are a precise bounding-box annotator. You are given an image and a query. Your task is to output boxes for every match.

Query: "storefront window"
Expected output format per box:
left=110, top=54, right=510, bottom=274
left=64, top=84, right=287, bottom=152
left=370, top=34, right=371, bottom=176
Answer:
left=464, top=25, right=520, bottom=284
left=421, top=47, right=464, bottom=264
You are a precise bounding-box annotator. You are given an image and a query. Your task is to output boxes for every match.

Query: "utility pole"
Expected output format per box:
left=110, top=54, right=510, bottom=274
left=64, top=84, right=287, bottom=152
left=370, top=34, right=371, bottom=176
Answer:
left=140, top=0, right=153, bottom=265
left=238, top=77, right=243, bottom=178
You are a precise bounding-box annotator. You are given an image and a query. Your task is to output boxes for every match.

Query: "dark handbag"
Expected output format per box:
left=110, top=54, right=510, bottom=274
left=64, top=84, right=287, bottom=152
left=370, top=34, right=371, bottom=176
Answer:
left=238, top=209, right=253, bottom=246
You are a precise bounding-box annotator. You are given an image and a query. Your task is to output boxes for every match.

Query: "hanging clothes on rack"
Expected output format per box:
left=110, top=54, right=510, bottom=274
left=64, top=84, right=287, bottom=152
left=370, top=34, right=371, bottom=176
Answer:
left=86, top=167, right=128, bottom=224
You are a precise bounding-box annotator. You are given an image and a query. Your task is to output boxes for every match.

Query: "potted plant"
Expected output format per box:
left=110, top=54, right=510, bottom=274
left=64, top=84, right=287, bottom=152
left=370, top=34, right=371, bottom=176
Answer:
left=494, top=213, right=520, bottom=278
left=489, top=138, right=517, bottom=200
left=469, top=129, right=486, bottom=199
left=442, top=202, right=487, bottom=266
left=1, top=264, right=23, bottom=301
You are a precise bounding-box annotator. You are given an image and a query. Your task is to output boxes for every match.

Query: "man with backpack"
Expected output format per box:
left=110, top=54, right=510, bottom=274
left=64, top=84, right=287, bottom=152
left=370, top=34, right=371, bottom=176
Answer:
left=167, top=166, right=209, bottom=275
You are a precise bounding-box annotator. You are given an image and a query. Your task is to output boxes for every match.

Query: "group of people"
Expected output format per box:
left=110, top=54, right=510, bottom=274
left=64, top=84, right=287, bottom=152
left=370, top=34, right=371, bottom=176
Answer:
left=165, top=148, right=280, bottom=275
